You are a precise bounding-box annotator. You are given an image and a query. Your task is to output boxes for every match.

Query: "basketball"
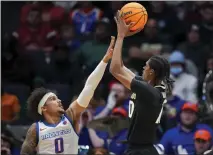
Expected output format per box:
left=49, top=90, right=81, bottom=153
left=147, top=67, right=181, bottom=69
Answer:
left=120, top=2, right=148, bottom=35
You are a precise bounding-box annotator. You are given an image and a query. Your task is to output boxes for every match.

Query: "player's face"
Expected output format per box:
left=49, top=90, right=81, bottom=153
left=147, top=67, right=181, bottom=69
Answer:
left=142, top=61, right=152, bottom=82
left=42, top=95, right=65, bottom=115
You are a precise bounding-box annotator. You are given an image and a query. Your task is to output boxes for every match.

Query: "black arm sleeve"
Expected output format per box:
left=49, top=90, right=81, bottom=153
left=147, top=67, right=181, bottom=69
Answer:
left=130, top=76, right=159, bottom=103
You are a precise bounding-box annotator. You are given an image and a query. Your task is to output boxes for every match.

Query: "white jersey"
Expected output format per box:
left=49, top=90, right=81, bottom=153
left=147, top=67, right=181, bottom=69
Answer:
left=36, top=114, right=79, bottom=154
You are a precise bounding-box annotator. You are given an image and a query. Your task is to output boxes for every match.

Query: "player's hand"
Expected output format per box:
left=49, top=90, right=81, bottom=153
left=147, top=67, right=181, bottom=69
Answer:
left=103, top=36, right=115, bottom=63
left=114, top=10, right=134, bottom=38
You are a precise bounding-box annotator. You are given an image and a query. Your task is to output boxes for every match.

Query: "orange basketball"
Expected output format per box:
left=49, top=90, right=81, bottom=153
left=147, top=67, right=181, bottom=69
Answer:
left=120, top=2, right=148, bottom=36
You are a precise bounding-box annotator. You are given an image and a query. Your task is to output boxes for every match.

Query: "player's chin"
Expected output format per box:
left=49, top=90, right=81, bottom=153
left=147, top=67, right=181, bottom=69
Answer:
left=59, top=108, right=65, bottom=114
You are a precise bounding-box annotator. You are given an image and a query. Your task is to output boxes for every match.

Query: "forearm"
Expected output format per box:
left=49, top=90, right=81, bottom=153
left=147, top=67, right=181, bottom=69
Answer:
left=77, top=60, right=107, bottom=108
left=94, top=107, right=112, bottom=119
left=85, top=60, right=108, bottom=90
left=88, top=128, right=104, bottom=147
left=110, top=37, right=124, bottom=73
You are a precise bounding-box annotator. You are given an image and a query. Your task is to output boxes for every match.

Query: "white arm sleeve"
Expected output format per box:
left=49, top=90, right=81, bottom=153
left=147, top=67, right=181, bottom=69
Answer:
left=77, top=61, right=107, bottom=108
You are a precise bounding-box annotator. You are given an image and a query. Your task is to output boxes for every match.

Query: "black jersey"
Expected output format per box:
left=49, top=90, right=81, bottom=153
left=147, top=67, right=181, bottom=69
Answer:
left=127, top=76, right=166, bottom=146
left=204, top=149, right=213, bottom=155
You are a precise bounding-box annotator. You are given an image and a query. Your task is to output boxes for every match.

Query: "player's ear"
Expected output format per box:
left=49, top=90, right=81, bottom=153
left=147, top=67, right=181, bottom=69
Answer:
left=150, top=69, right=154, bottom=75
left=41, top=106, right=47, bottom=112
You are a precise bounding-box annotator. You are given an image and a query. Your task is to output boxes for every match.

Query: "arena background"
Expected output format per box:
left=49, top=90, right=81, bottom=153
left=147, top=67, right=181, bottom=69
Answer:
left=1, top=1, right=213, bottom=155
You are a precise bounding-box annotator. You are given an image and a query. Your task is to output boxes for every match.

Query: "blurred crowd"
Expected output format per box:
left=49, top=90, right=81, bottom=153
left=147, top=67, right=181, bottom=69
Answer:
left=1, top=1, right=213, bottom=155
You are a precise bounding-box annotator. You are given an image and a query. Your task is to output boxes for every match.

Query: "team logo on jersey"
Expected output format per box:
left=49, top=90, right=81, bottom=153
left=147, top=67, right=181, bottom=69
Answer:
left=63, top=121, right=67, bottom=125
left=131, top=93, right=136, bottom=100
left=40, top=128, right=46, bottom=131
left=41, top=129, right=71, bottom=140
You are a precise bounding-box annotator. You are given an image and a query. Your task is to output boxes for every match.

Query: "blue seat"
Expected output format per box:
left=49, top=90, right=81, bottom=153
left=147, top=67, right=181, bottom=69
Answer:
left=45, top=84, right=72, bottom=109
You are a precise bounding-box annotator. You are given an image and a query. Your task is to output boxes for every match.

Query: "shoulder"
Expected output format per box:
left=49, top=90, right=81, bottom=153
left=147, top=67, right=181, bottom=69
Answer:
left=164, top=127, right=179, bottom=136
left=134, top=76, right=143, bottom=81
left=161, top=127, right=179, bottom=142
left=197, top=124, right=213, bottom=132
left=25, top=123, right=37, bottom=140
left=29, top=123, right=37, bottom=133
left=4, top=93, right=19, bottom=101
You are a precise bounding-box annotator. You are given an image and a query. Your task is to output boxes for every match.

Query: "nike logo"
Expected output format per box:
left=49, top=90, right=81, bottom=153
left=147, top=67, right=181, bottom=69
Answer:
left=40, top=128, right=46, bottom=131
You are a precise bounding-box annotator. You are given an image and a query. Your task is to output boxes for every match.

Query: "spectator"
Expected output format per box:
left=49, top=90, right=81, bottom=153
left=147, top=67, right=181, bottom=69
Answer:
left=78, top=110, right=94, bottom=147
left=90, top=147, right=109, bottom=155
left=160, top=103, right=213, bottom=155
left=69, top=2, right=103, bottom=35
left=77, top=19, right=111, bottom=68
left=54, top=1, right=77, bottom=11
left=94, top=107, right=128, bottom=155
left=177, top=24, right=211, bottom=79
left=103, top=1, right=125, bottom=20
left=200, top=3, right=213, bottom=44
left=14, top=6, right=58, bottom=52
left=148, top=1, right=182, bottom=35
left=124, top=19, right=172, bottom=73
left=59, top=24, right=81, bottom=53
left=1, top=88, right=20, bottom=122
left=95, top=82, right=131, bottom=119
left=38, top=2, right=54, bottom=23
left=1, top=135, right=13, bottom=155
left=169, top=51, right=198, bottom=103
left=184, top=2, right=204, bottom=24
left=20, top=2, right=36, bottom=24
left=35, top=42, right=82, bottom=85
left=165, top=89, right=186, bottom=128
left=194, top=130, right=212, bottom=155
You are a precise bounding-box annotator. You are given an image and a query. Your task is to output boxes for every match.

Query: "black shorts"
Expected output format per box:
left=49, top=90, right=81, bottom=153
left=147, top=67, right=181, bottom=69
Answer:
left=124, top=145, right=159, bottom=155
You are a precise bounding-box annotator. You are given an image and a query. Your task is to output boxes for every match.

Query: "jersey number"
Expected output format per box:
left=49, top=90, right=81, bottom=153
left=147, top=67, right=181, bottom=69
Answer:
left=55, top=138, right=64, bottom=153
left=129, top=100, right=135, bottom=118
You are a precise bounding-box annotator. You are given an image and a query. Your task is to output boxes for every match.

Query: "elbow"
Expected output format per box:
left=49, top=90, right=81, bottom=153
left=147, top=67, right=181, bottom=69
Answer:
left=109, top=64, right=120, bottom=75
left=109, top=66, right=114, bottom=74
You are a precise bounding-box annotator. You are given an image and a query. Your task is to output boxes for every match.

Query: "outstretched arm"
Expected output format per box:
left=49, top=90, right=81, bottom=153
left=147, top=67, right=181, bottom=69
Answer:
left=66, top=37, right=115, bottom=132
left=21, top=123, right=37, bottom=155
left=110, top=11, right=136, bottom=90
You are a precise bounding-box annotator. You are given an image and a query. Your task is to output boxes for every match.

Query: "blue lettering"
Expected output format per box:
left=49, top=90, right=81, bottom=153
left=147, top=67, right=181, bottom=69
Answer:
left=40, top=129, right=72, bottom=140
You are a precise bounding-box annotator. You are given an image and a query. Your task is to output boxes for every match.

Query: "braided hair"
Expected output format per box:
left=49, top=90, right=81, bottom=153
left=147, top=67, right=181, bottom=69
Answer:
left=148, top=55, right=174, bottom=96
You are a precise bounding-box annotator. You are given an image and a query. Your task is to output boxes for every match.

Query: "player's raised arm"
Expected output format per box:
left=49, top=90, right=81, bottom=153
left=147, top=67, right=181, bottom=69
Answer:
left=110, top=11, right=136, bottom=90
left=65, top=36, right=115, bottom=130
left=20, top=123, right=37, bottom=155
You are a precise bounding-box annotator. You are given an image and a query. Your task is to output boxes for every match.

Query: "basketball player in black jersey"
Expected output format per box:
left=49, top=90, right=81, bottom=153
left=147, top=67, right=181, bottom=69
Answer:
left=109, top=12, right=173, bottom=155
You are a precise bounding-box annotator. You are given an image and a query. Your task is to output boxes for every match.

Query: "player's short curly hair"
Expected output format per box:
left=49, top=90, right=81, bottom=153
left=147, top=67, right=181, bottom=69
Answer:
left=27, top=87, right=51, bottom=121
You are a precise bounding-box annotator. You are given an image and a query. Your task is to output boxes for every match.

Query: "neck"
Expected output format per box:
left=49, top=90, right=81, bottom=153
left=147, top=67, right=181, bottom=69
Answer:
left=44, top=114, right=61, bottom=124
left=149, top=79, right=161, bottom=86
left=181, top=124, right=195, bottom=132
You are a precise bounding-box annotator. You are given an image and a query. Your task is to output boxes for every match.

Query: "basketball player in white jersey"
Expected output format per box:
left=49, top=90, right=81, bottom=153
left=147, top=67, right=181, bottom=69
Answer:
left=20, top=36, right=115, bottom=155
